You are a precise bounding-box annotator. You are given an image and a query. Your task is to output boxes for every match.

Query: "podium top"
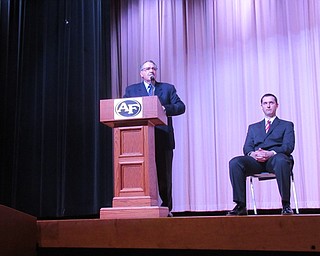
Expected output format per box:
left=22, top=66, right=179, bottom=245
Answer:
left=100, top=96, right=167, bottom=128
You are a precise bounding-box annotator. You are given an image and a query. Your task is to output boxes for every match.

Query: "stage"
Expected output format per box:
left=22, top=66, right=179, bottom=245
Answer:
left=37, top=212, right=320, bottom=256
left=2, top=203, right=318, bottom=255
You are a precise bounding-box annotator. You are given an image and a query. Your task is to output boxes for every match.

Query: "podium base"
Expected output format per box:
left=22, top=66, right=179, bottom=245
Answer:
left=100, top=206, right=169, bottom=219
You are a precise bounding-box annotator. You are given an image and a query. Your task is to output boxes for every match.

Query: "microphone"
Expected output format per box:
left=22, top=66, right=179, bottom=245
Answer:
left=150, top=75, right=155, bottom=85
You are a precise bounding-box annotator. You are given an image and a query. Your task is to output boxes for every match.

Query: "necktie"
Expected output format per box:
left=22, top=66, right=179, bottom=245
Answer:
left=265, top=120, right=271, bottom=133
left=147, top=84, right=153, bottom=96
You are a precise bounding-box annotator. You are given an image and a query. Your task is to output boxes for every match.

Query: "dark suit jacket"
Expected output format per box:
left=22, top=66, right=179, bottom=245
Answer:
left=243, top=117, right=295, bottom=156
left=123, top=81, right=185, bottom=149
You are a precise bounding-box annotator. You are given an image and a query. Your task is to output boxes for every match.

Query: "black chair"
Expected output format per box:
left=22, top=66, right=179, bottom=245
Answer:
left=249, top=157, right=299, bottom=215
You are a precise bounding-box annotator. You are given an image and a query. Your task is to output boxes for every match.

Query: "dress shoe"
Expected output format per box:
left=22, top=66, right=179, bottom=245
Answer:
left=281, top=205, right=293, bottom=215
left=227, top=204, right=248, bottom=216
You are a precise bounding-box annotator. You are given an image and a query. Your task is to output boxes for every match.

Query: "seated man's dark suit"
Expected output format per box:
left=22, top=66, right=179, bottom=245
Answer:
left=123, top=81, right=185, bottom=211
left=229, top=117, right=295, bottom=206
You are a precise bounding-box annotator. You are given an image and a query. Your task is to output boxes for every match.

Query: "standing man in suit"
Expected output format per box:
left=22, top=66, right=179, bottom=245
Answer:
left=123, top=60, right=185, bottom=215
left=227, top=93, right=295, bottom=216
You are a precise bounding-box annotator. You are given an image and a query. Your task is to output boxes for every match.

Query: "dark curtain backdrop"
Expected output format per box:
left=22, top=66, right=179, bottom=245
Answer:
left=0, top=0, right=113, bottom=218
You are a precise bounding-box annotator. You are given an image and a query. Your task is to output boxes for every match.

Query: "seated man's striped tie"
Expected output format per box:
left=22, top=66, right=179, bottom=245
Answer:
left=265, top=120, right=271, bottom=133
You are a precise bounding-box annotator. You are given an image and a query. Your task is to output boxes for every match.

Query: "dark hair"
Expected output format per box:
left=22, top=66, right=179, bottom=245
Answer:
left=261, top=93, right=278, bottom=104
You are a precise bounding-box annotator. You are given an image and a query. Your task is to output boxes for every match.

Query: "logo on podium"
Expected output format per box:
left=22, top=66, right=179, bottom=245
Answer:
left=114, top=98, right=143, bottom=119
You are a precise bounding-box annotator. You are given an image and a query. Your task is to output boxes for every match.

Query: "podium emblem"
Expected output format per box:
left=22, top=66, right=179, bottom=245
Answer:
left=114, top=98, right=143, bottom=119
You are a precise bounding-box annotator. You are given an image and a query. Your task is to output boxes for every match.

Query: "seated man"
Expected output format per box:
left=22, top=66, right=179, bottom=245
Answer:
left=227, top=93, right=295, bottom=216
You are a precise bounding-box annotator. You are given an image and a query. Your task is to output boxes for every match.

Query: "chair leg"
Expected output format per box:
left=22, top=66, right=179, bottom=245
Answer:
left=249, top=177, right=257, bottom=215
left=291, top=177, right=299, bottom=214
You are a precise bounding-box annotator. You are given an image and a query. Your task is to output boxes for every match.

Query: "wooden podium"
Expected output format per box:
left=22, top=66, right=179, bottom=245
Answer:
left=100, top=96, right=169, bottom=219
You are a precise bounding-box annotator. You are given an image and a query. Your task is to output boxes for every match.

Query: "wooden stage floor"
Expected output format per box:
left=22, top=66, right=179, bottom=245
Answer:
left=37, top=214, right=320, bottom=256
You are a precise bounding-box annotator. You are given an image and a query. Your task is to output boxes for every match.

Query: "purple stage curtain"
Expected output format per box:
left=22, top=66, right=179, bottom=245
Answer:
left=110, top=0, right=320, bottom=212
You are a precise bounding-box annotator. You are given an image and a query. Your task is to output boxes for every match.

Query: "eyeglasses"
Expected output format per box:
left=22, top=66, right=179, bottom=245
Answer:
left=141, top=66, right=158, bottom=71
